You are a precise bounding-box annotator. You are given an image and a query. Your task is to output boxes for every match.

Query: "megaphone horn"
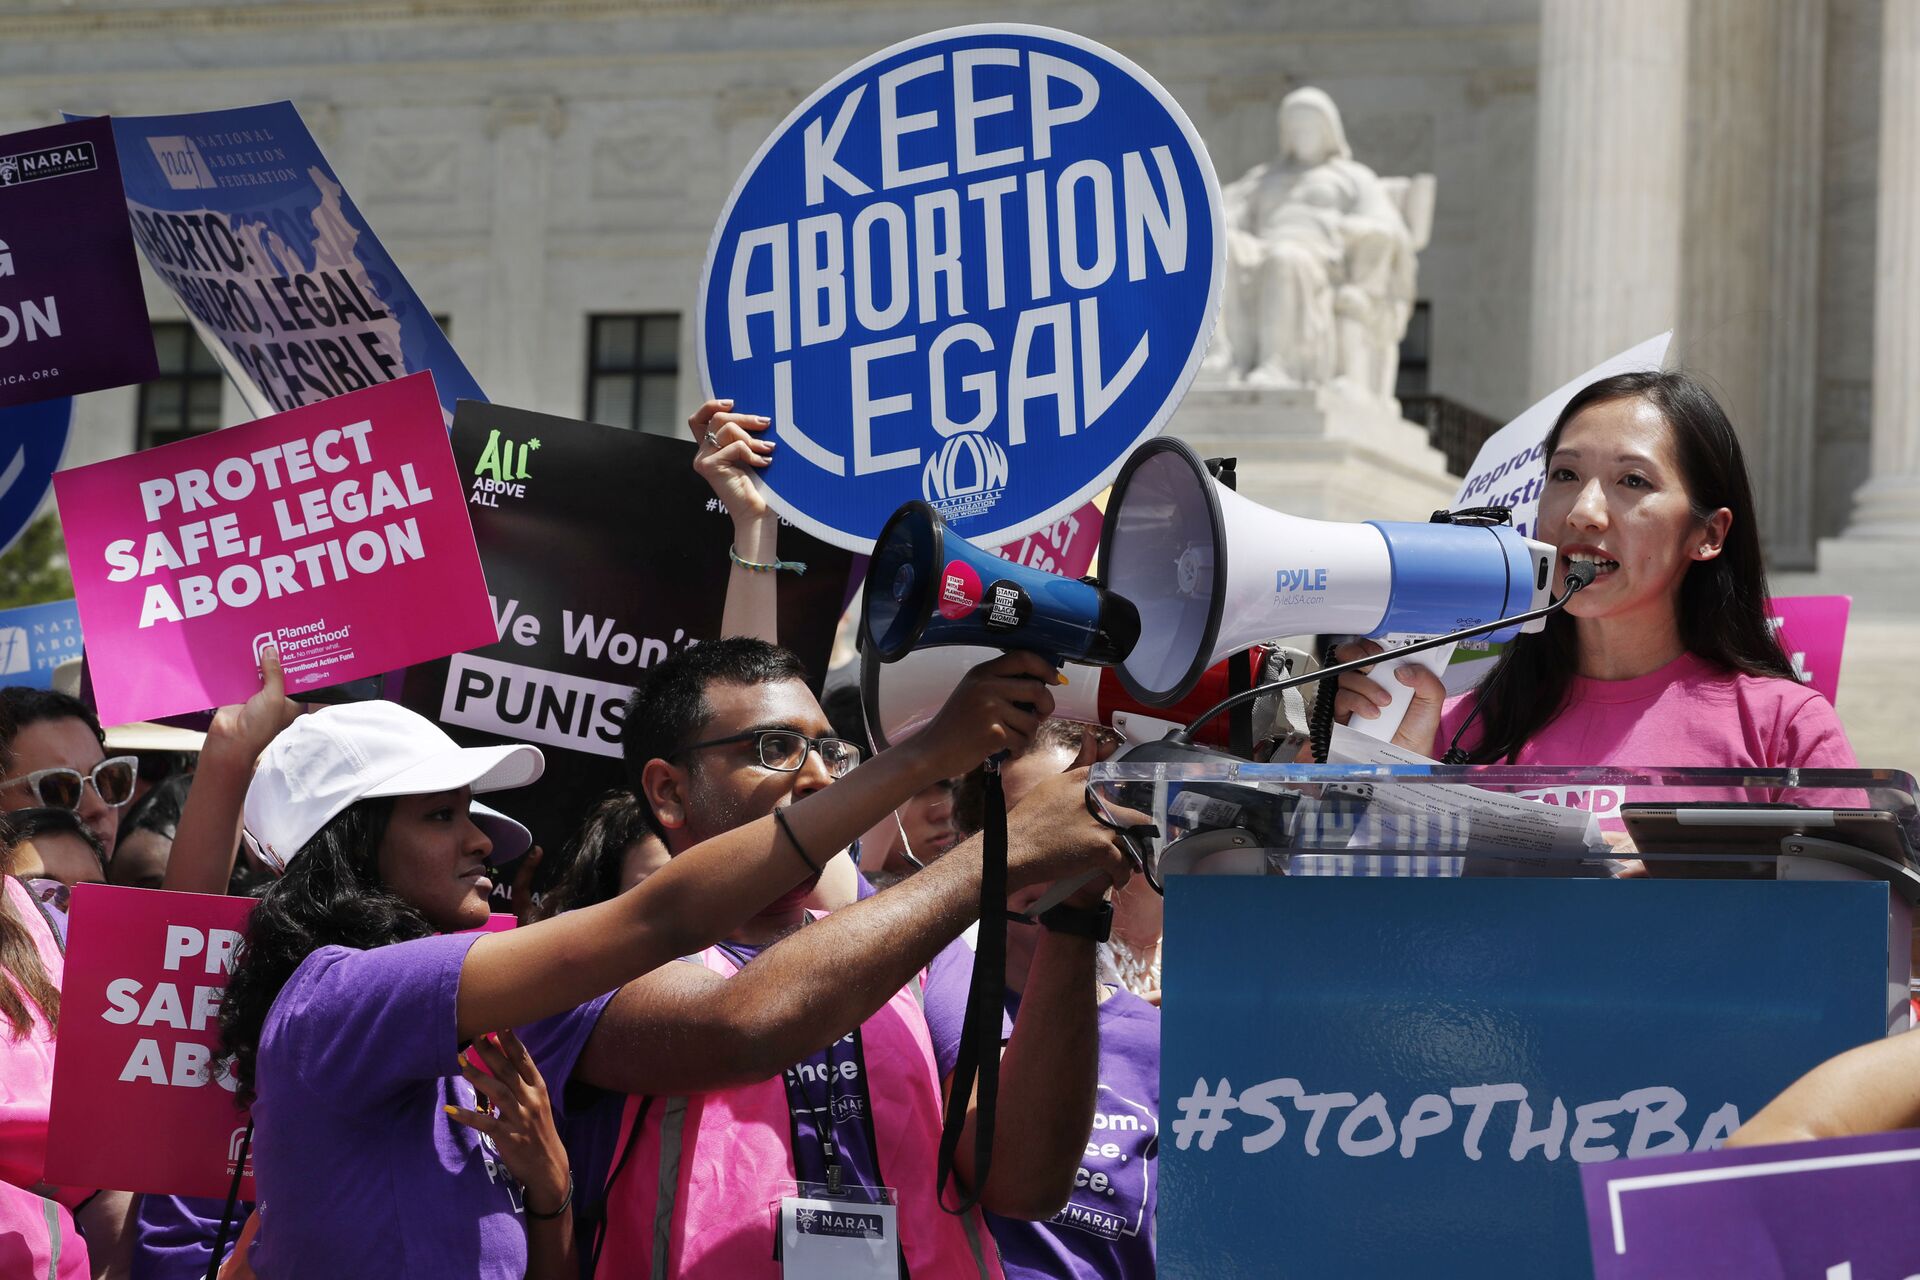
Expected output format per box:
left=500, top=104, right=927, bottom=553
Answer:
left=1098, top=437, right=1556, bottom=708
left=861, top=501, right=1140, bottom=668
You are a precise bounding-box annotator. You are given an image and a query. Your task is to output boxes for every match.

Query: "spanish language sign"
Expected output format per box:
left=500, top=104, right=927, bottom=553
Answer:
left=1583, top=1128, right=1920, bottom=1279
left=46, top=885, right=256, bottom=1200
left=0, top=597, right=82, bottom=689
left=0, top=117, right=158, bottom=407
left=1159, top=877, right=1890, bottom=1279
left=101, top=101, right=481, bottom=421
left=0, top=395, right=73, bottom=558
left=699, top=25, right=1222, bottom=552
left=1451, top=331, right=1671, bottom=542
left=55, top=371, right=496, bottom=724
left=396, top=401, right=854, bottom=852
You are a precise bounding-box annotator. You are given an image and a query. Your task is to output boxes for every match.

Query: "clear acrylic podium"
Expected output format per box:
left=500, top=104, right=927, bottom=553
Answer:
left=1089, top=763, right=1920, bottom=1279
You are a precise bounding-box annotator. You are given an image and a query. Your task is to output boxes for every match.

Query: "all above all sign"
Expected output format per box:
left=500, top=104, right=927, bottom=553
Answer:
left=699, top=24, right=1223, bottom=552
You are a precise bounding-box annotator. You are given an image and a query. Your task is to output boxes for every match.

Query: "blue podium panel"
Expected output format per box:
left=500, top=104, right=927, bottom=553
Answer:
left=1160, top=877, right=1891, bottom=1279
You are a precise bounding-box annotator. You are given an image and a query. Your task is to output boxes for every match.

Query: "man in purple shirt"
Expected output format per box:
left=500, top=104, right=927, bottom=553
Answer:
left=927, top=720, right=1162, bottom=1279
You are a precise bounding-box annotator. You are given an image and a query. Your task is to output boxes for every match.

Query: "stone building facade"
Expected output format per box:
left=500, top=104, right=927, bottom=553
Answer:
left=1, top=0, right=1914, bottom=747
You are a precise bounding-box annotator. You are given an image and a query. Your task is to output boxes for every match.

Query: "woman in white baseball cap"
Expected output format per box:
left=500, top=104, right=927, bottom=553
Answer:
left=213, top=646, right=1052, bottom=1280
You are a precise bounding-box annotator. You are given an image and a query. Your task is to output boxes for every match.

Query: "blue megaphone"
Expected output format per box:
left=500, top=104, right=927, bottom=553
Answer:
left=863, top=501, right=1141, bottom=668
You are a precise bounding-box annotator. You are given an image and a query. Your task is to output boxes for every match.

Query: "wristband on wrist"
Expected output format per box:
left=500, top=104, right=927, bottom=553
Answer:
left=729, top=544, right=807, bottom=574
left=1035, top=900, right=1113, bottom=942
left=773, top=807, right=825, bottom=875
left=525, top=1170, right=574, bottom=1221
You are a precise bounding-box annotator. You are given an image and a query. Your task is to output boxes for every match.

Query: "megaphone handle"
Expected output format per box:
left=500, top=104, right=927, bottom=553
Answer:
left=992, top=654, right=1062, bottom=766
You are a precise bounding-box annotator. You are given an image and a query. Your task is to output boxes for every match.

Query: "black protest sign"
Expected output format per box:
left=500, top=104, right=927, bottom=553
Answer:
left=396, top=401, right=855, bottom=861
left=0, top=117, right=158, bottom=407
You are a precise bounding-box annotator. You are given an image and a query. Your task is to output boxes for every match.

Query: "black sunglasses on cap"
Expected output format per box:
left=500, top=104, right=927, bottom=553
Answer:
left=0, top=755, right=140, bottom=811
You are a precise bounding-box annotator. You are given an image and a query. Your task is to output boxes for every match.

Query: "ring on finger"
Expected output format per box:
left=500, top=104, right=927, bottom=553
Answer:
left=703, top=430, right=720, bottom=450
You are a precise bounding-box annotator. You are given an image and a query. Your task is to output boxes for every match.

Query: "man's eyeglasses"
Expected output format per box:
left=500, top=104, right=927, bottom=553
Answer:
left=675, top=730, right=862, bottom=779
left=0, top=755, right=140, bottom=812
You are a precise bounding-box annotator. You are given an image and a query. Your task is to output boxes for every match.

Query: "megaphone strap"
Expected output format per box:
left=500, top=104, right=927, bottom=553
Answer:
left=937, top=765, right=1008, bottom=1217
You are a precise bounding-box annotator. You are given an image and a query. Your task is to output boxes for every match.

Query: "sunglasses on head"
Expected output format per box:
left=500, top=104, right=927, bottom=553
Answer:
left=0, top=755, right=140, bottom=812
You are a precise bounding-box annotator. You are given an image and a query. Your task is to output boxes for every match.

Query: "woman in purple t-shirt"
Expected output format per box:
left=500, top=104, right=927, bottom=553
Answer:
left=1335, top=369, right=1854, bottom=772
left=216, top=658, right=1039, bottom=1280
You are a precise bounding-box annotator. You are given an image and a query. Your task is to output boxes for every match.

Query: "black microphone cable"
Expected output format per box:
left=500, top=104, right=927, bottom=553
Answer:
left=1176, top=560, right=1598, bottom=750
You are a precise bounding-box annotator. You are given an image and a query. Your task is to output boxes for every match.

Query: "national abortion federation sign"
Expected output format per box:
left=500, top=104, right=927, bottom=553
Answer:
left=102, top=101, right=483, bottom=423
left=700, top=25, right=1222, bottom=552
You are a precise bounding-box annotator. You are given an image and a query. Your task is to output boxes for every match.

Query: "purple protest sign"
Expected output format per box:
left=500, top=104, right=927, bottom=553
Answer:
left=1583, top=1128, right=1920, bottom=1279
left=1769, top=595, right=1851, bottom=706
left=0, top=117, right=158, bottom=408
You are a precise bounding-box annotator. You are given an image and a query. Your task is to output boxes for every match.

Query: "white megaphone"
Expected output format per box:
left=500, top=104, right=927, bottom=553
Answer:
left=1099, top=437, right=1560, bottom=708
left=860, top=643, right=1283, bottom=755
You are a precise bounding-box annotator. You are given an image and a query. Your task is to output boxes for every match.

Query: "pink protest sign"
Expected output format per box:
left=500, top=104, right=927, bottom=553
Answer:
left=55, top=372, right=497, bottom=724
left=46, top=885, right=256, bottom=1199
left=1768, top=595, right=1850, bottom=705
left=990, top=498, right=1104, bottom=579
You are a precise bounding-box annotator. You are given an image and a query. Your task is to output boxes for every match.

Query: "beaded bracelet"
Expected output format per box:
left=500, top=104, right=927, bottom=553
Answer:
left=728, top=544, right=808, bottom=575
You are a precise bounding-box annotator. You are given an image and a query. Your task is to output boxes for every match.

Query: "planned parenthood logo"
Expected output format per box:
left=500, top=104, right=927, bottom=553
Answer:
left=699, top=24, right=1223, bottom=552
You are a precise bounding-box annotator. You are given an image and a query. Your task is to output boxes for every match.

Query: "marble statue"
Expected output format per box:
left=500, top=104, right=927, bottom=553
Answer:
left=1201, top=87, right=1435, bottom=402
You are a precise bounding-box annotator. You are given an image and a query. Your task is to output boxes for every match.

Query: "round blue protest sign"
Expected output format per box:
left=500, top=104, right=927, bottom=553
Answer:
left=0, top=397, right=71, bottom=558
left=699, top=25, right=1223, bottom=552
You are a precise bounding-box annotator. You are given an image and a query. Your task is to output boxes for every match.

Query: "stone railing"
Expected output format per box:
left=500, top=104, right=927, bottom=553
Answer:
left=1400, top=394, right=1503, bottom=478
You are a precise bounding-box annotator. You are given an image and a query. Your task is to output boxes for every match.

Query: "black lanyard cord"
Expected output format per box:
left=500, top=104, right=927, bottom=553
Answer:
left=204, top=1121, right=252, bottom=1280
left=936, top=763, right=1006, bottom=1216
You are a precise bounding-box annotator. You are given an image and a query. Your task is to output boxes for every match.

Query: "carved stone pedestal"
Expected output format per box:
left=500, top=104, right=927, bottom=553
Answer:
left=1167, top=385, right=1457, bottom=522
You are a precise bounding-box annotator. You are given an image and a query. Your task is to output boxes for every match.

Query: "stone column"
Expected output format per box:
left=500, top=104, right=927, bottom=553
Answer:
left=484, top=95, right=565, bottom=413
left=1528, top=0, right=1689, bottom=398
left=1682, top=0, right=1825, bottom=569
left=1841, top=0, right=1920, bottom=541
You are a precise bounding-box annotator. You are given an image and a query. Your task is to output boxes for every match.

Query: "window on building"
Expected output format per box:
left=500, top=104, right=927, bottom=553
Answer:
left=1394, top=300, right=1431, bottom=400
left=585, top=314, right=680, bottom=433
left=137, top=322, right=225, bottom=450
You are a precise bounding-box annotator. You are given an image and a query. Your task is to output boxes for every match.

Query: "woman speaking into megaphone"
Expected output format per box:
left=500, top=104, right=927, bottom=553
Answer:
left=1332, top=370, right=1854, bottom=773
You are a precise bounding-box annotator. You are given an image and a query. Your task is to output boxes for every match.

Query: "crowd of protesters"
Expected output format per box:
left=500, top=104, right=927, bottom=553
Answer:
left=0, top=372, right=1911, bottom=1279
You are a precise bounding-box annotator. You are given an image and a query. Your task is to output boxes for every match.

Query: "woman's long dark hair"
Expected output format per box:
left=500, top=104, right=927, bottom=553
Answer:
left=534, top=790, right=655, bottom=920
left=219, top=797, right=430, bottom=1102
left=1459, top=370, right=1798, bottom=763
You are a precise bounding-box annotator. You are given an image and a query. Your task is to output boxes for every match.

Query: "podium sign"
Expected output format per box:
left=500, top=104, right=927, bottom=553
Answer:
left=1160, top=877, right=1891, bottom=1279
